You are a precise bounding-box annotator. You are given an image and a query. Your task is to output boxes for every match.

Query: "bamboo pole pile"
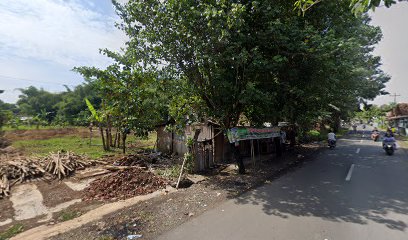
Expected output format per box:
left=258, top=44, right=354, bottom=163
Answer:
left=0, top=174, right=10, bottom=197
left=0, top=155, right=46, bottom=198
left=43, top=151, right=96, bottom=179
left=0, top=151, right=104, bottom=197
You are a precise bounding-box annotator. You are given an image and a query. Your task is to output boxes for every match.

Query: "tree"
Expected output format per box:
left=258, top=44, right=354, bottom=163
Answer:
left=54, top=83, right=101, bottom=126
left=112, top=0, right=387, bottom=133
left=295, top=0, right=407, bottom=15
left=74, top=52, right=168, bottom=153
left=17, top=86, right=62, bottom=124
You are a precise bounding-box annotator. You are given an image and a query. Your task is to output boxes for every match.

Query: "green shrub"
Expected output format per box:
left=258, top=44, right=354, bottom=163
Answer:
left=307, top=130, right=321, bottom=142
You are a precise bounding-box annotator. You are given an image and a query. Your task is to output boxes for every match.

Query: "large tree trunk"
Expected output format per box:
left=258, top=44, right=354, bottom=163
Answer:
left=231, top=142, right=245, bottom=174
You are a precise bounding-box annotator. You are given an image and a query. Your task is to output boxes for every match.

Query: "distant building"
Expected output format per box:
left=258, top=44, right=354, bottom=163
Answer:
left=387, top=103, right=408, bottom=136
left=20, top=116, right=33, bottom=122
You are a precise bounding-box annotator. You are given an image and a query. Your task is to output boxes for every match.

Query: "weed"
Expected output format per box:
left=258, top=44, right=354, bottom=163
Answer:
left=58, top=211, right=81, bottom=221
left=0, top=224, right=24, bottom=240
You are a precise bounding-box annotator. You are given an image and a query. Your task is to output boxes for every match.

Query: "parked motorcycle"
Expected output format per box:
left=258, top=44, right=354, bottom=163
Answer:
left=328, top=139, right=336, bottom=149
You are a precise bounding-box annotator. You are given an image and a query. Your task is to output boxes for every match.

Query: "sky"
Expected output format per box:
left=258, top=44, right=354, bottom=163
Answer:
left=370, top=2, right=408, bottom=105
left=0, top=1, right=407, bottom=105
left=0, top=0, right=127, bottom=103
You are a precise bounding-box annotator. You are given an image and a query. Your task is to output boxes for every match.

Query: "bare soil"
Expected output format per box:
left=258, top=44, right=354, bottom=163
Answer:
left=0, top=197, right=14, bottom=223
left=36, top=180, right=83, bottom=208
left=4, top=128, right=91, bottom=141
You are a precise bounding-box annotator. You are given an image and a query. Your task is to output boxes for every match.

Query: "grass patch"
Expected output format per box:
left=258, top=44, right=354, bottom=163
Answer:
left=58, top=211, right=81, bottom=222
left=11, top=131, right=157, bottom=159
left=0, top=224, right=24, bottom=240
left=12, top=135, right=109, bottom=159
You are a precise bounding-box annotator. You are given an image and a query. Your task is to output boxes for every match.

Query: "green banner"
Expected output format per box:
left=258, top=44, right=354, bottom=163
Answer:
left=227, top=127, right=281, bottom=143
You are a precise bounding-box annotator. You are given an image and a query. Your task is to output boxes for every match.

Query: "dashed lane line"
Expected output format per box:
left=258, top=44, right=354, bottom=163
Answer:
left=356, top=148, right=360, bottom=154
left=345, top=164, right=355, bottom=181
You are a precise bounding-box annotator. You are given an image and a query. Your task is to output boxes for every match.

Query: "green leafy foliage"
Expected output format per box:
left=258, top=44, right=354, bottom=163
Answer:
left=110, top=0, right=387, bottom=132
left=294, top=0, right=405, bottom=15
left=85, top=98, right=100, bottom=122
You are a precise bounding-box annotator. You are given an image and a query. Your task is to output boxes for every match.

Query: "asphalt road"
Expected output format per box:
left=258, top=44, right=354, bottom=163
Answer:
left=158, top=128, right=408, bottom=240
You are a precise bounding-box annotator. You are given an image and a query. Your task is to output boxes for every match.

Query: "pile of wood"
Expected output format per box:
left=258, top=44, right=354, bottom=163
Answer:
left=0, top=151, right=105, bottom=198
left=0, top=154, right=47, bottom=198
left=0, top=174, right=10, bottom=197
left=43, top=151, right=100, bottom=179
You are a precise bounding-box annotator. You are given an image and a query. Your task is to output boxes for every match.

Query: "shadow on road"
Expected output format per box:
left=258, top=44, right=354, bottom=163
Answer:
left=233, top=135, right=408, bottom=232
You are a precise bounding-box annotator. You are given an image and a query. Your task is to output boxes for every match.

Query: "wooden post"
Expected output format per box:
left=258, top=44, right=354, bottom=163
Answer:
left=176, top=155, right=188, bottom=189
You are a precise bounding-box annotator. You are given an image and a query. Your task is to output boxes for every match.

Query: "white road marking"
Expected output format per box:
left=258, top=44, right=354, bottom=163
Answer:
left=360, top=139, right=363, bottom=143
left=345, top=164, right=355, bottom=181
left=356, top=148, right=360, bottom=154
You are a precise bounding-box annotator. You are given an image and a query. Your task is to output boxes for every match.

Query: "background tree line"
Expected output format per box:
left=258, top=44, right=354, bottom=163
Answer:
left=0, top=84, right=100, bottom=128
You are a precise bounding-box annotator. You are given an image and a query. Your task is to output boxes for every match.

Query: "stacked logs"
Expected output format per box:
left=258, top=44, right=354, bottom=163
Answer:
left=0, top=156, right=46, bottom=198
left=43, top=151, right=95, bottom=179
left=0, top=151, right=100, bottom=198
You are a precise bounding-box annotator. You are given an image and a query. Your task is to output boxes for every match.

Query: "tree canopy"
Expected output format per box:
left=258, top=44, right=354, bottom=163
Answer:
left=295, top=0, right=407, bottom=15
left=88, top=0, right=387, bottom=132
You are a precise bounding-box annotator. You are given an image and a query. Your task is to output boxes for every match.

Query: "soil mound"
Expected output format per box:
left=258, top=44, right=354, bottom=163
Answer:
left=83, top=168, right=169, bottom=201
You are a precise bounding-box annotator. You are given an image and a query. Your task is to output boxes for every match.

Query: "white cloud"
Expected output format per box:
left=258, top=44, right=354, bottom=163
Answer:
left=0, top=0, right=127, bottom=68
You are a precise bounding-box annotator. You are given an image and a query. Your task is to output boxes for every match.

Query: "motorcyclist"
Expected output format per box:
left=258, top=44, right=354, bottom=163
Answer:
left=386, top=127, right=394, bottom=137
left=382, top=132, right=396, bottom=149
left=328, top=130, right=336, bottom=146
left=371, top=127, right=379, bottom=141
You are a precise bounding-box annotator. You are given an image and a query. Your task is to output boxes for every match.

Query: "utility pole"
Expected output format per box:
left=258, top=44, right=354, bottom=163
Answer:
left=390, top=93, right=401, bottom=104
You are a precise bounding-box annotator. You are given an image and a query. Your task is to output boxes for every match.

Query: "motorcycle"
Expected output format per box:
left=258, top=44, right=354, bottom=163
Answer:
left=328, top=139, right=336, bottom=149
left=384, top=144, right=394, bottom=155
left=383, top=136, right=396, bottom=155
left=371, top=132, right=379, bottom=141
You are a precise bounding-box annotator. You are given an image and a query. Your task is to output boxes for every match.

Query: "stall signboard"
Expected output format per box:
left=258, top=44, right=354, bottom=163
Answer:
left=227, top=127, right=281, bottom=143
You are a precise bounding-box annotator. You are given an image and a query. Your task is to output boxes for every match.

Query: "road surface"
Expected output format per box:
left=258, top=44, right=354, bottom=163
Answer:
left=158, top=129, right=408, bottom=240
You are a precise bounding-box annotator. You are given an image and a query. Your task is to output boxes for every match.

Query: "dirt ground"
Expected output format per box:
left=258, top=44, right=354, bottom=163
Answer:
left=50, top=146, right=322, bottom=240
left=0, top=176, right=103, bottom=232
left=4, top=128, right=90, bottom=141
